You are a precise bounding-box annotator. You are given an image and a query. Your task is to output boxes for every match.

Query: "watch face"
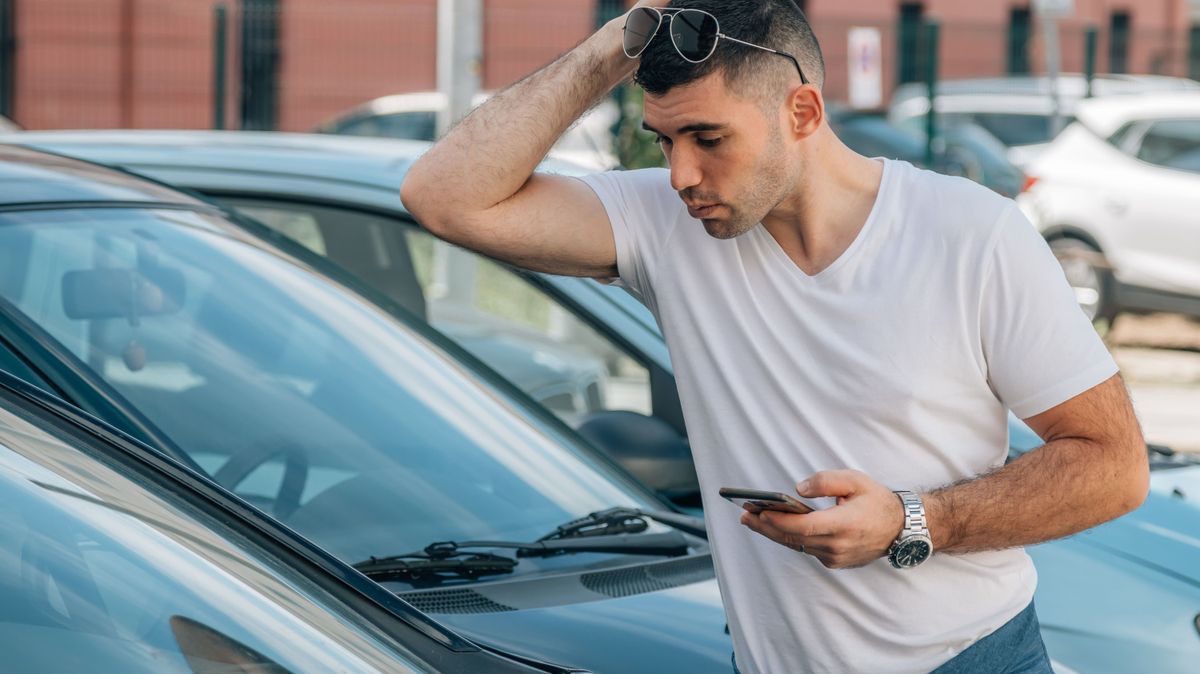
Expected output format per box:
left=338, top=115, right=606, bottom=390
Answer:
left=894, top=537, right=932, bottom=568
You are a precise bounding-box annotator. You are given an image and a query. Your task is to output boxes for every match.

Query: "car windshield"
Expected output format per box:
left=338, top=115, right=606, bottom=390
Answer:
left=0, top=207, right=662, bottom=569
left=970, top=113, right=1074, bottom=147
left=0, top=394, right=426, bottom=673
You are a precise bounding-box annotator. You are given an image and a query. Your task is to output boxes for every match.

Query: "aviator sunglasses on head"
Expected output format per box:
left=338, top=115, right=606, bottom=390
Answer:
left=622, top=6, right=809, bottom=85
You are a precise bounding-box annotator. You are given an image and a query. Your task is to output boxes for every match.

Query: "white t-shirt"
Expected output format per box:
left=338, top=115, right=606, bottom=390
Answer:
left=577, top=159, right=1117, bottom=674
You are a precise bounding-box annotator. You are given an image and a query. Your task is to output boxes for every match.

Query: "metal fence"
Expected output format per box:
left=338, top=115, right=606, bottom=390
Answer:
left=1, top=0, right=1197, bottom=132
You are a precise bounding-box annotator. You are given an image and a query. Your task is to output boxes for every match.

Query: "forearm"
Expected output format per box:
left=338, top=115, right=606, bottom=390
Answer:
left=402, top=18, right=632, bottom=225
left=924, top=434, right=1148, bottom=554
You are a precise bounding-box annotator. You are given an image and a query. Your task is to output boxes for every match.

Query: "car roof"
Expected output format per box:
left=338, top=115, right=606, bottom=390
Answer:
left=0, top=143, right=209, bottom=207
left=1073, top=91, right=1200, bottom=136
left=15, top=129, right=427, bottom=178
left=326, top=91, right=491, bottom=122
left=893, top=73, right=1200, bottom=102
left=14, top=129, right=594, bottom=201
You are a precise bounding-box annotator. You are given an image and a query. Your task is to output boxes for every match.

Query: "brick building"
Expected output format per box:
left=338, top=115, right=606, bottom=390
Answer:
left=0, top=0, right=1196, bottom=131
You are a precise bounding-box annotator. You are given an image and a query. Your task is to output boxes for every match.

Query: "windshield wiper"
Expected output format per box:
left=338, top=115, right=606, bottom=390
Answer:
left=354, top=531, right=692, bottom=581
left=538, top=506, right=708, bottom=541
left=353, top=551, right=517, bottom=584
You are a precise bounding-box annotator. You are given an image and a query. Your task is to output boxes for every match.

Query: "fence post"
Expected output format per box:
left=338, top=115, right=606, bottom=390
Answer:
left=923, top=20, right=939, bottom=169
left=1084, top=26, right=1097, bottom=98
left=213, top=4, right=227, bottom=130
left=0, top=0, right=13, bottom=120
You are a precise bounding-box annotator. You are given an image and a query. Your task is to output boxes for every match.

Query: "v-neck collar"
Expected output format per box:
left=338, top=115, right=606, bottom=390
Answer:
left=749, top=158, right=893, bottom=285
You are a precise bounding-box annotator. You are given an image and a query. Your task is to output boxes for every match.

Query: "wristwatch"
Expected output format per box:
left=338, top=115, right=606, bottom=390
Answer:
left=887, top=490, right=933, bottom=569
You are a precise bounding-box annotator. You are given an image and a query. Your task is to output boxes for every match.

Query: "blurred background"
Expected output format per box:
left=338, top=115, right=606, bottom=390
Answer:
left=1, top=0, right=1197, bottom=133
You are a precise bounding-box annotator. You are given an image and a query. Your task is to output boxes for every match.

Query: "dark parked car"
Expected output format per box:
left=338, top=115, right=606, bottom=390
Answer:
left=0, top=368, right=573, bottom=674
left=20, top=131, right=1200, bottom=673
left=828, top=108, right=1028, bottom=198
left=0, top=144, right=736, bottom=673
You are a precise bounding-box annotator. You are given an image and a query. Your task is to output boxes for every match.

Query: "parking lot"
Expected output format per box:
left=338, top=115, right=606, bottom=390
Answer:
left=1111, top=313, right=1200, bottom=453
left=4, top=2, right=1200, bottom=673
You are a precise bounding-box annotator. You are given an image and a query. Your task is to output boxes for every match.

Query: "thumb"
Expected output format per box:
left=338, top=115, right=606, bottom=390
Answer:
left=797, top=470, right=865, bottom=499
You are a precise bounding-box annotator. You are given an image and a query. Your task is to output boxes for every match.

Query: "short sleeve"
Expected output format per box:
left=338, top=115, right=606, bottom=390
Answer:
left=980, top=204, right=1119, bottom=419
left=574, top=168, right=679, bottom=307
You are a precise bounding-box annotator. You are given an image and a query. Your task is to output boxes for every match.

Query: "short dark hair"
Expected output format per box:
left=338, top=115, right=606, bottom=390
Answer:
left=635, top=0, right=825, bottom=103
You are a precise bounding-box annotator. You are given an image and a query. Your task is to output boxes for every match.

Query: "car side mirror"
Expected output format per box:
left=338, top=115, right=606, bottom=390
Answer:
left=575, top=410, right=699, bottom=505
left=61, top=267, right=185, bottom=321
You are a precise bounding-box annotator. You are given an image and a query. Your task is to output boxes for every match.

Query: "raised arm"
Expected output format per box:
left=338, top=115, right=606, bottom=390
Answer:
left=400, top=4, right=664, bottom=278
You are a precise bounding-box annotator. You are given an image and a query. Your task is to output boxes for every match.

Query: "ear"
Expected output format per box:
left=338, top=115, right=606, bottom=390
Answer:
left=784, top=85, right=823, bottom=140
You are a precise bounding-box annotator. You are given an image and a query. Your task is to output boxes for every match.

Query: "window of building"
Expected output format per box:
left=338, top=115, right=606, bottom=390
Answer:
left=897, top=3, right=925, bottom=85
left=1109, top=11, right=1131, bottom=74
left=1007, top=7, right=1032, bottom=75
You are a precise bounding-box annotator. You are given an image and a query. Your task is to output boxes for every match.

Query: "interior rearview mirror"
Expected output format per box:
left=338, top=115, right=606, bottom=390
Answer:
left=61, top=267, right=186, bottom=321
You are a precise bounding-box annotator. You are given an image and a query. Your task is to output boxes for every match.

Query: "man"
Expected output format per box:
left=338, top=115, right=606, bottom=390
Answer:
left=400, top=1, right=1148, bottom=671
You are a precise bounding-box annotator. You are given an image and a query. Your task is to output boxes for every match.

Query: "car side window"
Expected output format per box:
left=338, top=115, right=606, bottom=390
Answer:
left=220, top=198, right=654, bottom=427
left=335, top=112, right=437, bottom=141
left=408, top=228, right=655, bottom=426
left=1134, top=119, right=1200, bottom=173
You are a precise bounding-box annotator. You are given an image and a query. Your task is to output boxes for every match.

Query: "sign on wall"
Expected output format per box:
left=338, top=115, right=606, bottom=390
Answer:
left=847, top=27, right=882, bottom=109
left=1033, top=0, right=1074, bottom=17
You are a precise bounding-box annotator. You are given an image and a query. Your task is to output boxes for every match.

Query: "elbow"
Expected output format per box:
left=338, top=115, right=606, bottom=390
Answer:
left=1116, top=437, right=1151, bottom=517
left=399, top=171, right=466, bottom=241
left=399, top=173, right=434, bottom=228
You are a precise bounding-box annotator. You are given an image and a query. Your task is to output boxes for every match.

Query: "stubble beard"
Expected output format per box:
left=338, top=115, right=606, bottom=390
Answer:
left=700, top=135, right=792, bottom=241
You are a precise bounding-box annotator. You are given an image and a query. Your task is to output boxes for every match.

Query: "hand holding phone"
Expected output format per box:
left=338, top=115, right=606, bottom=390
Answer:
left=719, top=487, right=818, bottom=515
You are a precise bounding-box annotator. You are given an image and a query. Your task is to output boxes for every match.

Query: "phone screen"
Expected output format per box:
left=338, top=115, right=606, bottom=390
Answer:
left=719, top=487, right=816, bottom=514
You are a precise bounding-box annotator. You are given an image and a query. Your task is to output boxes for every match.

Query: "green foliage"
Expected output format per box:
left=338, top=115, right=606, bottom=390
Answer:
left=613, top=85, right=666, bottom=170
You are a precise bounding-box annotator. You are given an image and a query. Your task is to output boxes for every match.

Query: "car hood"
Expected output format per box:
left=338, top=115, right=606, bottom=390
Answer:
left=395, top=558, right=734, bottom=673
left=1149, top=463, right=1200, bottom=504
left=1073, top=489, right=1200, bottom=587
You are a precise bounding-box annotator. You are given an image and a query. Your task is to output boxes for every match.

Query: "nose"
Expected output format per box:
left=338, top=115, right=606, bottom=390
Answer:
left=668, top=147, right=702, bottom=193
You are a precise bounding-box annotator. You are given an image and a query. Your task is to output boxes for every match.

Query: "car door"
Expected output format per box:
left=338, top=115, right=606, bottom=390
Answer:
left=215, top=196, right=700, bottom=504
left=1119, top=118, right=1200, bottom=296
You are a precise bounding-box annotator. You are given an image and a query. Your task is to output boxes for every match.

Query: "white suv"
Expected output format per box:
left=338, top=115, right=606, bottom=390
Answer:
left=889, top=74, right=1200, bottom=168
left=1017, top=92, right=1200, bottom=322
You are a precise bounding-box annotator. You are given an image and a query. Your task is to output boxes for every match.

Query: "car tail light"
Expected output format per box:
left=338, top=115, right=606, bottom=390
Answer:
left=1020, top=175, right=1038, bottom=193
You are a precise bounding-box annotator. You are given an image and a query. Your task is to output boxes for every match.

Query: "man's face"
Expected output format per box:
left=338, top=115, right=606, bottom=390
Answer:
left=642, top=73, right=793, bottom=239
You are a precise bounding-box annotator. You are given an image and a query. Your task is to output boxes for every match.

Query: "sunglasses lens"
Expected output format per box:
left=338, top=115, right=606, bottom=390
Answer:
left=671, top=9, right=718, bottom=61
left=623, top=8, right=660, bottom=58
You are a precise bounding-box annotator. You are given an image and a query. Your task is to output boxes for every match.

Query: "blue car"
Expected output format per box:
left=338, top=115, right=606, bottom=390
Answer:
left=18, top=131, right=1200, bottom=672
left=0, top=370, right=572, bottom=674
left=0, top=144, right=735, bottom=673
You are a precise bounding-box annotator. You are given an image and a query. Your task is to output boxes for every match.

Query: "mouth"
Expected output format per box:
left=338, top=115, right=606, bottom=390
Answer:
left=686, top=203, right=720, bottom=219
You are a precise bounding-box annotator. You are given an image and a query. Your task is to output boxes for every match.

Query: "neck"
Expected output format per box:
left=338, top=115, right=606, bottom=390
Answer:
left=760, top=134, right=885, bottom=276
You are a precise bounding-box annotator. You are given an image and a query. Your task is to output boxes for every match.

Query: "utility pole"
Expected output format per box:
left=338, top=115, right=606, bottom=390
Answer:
left=1035, top=0, right=1072, bottom=137
left=436, top=0, right=482, bottom=138
left=434, top=0, right=484, bottom=306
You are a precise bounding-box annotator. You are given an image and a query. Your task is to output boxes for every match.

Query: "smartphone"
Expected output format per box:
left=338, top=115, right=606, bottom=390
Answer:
left=719, top=487, right=816, bottom=515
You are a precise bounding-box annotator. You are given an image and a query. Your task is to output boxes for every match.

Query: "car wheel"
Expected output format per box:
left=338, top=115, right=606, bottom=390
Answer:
left=1048, top=237, right=1116, bottom=326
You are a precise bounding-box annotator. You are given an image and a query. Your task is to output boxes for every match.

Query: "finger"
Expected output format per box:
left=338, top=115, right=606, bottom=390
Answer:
left=797, top=470, right=867, bottom=499
left=757, top=509, right=841, bottom=537
left=741, top=502, right=764, bottom=514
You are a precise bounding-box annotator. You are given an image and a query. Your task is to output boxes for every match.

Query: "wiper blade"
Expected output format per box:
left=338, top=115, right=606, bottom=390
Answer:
left=1148, top=442, right=1177, bottom=458
left=357, top=531, right=692, bottom=578
left=539, top=506, right=708, bottom=541
left=353, top=551, right=517, bottom=583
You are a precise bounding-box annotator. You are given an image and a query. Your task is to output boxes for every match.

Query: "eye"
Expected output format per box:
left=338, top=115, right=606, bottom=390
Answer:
left=654, top=135, right=673, bottom=147
left=697, top=136, right=722, bottom=148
